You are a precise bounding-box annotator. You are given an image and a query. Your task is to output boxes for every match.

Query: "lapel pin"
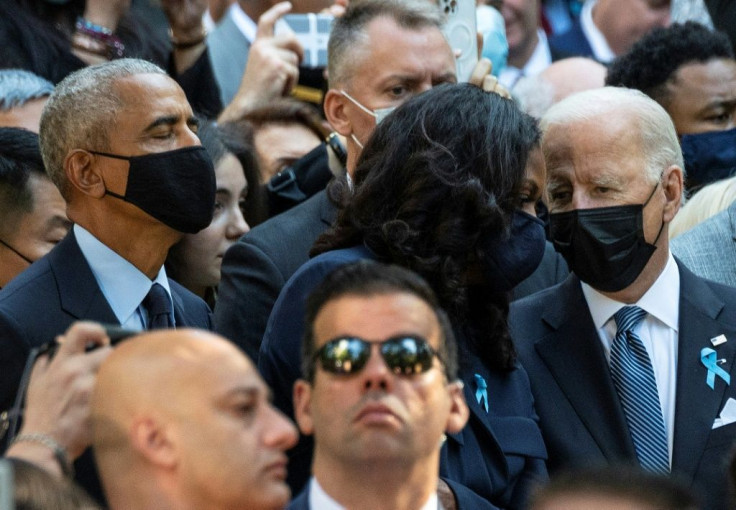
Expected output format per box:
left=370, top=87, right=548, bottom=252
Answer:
left=718, top=359, right=727, bottom=365
left=711, top=334, right=727, bottom=347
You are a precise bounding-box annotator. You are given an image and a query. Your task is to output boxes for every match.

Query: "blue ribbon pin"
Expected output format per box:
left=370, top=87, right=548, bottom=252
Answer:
left=474, top=373, right=489, bottom=413
left=700, top=347, right=731, bottom=390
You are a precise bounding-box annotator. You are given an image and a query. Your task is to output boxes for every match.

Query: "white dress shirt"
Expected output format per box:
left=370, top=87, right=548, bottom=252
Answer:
left=74, top=224, right=174, bottom=330
left=309, top=477, right=441, bottom=510
left=499, top=29, right=553, bottom=89
left=581, top=252, right=680, bottom=462
left=580, top=0, right=616, bottom=63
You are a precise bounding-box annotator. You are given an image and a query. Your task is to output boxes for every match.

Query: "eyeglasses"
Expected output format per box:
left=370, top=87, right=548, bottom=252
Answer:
left=311, top=335, right=443, bottom=377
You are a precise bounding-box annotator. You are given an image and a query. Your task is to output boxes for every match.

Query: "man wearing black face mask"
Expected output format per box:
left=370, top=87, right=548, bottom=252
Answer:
left=0, top=59, right=214, bottom=504
left=606, top=22, right=736, bottom=193
left=0, top=128, right=70, bottom=289
left=509, top=86, right=736, bottom=510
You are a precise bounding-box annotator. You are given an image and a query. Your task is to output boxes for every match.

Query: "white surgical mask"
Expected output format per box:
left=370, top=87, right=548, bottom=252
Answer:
left=340, top=89, right=397, bottom=129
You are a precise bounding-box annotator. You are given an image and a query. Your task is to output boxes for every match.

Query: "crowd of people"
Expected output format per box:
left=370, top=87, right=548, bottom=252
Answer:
left=1, top=0, right=736, bottom=509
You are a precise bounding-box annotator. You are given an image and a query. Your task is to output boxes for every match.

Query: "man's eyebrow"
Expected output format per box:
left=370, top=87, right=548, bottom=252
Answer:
left=142, top=114, right=199, bottom=132
left=47, top=214, right=72, bottom=231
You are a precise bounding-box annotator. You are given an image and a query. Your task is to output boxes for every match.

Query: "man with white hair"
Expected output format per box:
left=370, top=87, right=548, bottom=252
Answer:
left=510, top=87, right=736, bottom=510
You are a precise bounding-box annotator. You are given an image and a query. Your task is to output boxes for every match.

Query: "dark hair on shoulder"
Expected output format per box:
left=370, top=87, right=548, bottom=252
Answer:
left=301, top=259, right=458, bottom=382
left=606, top=22, right=734, bottom=106
left=528, top=465, right=701, bottom=510
left=0, top=127, right=47, bottom=238
left=312, top=84, right=540, bottom=370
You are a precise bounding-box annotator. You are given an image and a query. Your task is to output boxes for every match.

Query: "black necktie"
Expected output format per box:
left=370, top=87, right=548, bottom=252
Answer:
left=143, top=283, right=173, bottom=330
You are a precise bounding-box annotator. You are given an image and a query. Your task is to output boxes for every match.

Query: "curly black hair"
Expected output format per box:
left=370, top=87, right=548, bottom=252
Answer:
left=606, top=22, right=734, bottom=106
left=311, top=84, right=540, bottom=371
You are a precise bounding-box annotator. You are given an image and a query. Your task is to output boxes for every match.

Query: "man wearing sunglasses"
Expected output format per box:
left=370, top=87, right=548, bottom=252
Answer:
left=289, top=261, right=493, bottom=509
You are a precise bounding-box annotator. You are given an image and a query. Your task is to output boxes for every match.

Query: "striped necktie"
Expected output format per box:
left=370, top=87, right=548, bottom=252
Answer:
left=610, top=305, right=669, bottom=473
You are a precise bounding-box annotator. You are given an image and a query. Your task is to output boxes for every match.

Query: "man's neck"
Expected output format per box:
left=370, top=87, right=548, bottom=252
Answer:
left=600, top=244, right=670, bottom=304
left=312, top=455, right=439, bottom=510
left=508, top=30, right=540, bottom=70
left=74, top=217, right=179, bottom=280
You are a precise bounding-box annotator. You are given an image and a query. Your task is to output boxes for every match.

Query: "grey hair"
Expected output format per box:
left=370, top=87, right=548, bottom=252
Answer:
left=541, top=86, right=685, bottom=188
left=39, top=58, right=166, bottom=199
left=0, top=70, right=54, bottom=111
left=327, top=0, right=445, bottom=89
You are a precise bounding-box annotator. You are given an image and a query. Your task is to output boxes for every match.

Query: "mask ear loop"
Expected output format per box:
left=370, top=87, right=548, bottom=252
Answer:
left=643, top=179, right=666, bottom=245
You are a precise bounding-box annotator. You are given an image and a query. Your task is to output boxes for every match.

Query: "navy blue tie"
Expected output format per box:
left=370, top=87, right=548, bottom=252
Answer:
left=143, top=283, right=173, bottom=330
left=610, top=306, right=669, bottom=473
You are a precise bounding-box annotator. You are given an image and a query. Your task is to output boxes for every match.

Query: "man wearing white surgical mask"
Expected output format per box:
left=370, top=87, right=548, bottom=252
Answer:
left=215, top=0, right=498, bottom=362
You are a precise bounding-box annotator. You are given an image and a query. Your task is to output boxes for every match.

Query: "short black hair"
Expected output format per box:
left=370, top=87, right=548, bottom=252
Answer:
left=529, top=466, right=702, bottom=510
left=606, top=22, right=734, bottom=106
left=0, top=127, right=47, bottom=239
left=302, top=260, right=458, bottom=382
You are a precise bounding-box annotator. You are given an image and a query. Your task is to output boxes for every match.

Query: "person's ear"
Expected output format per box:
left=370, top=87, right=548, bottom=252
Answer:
left=324, top=89, right=353, bottom=137
left=661, top=164, right=684, bottom=223
left=129, top=417, right=178, bottom=469
left=444, top=380, right=469, bottom=434
left=65, top=150, right=107, bottom=199
left=293, top=379, right=315, bottom=436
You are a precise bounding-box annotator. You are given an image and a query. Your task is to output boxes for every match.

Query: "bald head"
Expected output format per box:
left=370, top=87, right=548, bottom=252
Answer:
left=93, top=329, right=298, bottom=510
left=541, top=58, right=607, bottom=104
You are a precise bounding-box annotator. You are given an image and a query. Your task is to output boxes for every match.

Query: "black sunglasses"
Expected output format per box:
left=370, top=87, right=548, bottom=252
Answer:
left=311, top=335, right=443, bottom=377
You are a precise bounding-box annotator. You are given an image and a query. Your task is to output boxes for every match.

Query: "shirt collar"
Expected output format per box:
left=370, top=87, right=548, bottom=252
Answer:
left=499, top=29, right=552, bottom=89
left=74, top=224, right=172, bottom=327
left=309, top=477, right=440, bottom=510
left=580, top=0, right=616, bottom=63
left=582, top=251, right=680, bottom=331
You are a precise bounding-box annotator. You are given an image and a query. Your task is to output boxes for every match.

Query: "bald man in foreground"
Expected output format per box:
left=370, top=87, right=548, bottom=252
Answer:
left=91, top=330, right=298, bottom=510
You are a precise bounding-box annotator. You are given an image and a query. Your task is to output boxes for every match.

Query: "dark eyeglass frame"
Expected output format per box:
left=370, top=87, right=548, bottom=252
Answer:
left=310, top=335, right=444, bottom=378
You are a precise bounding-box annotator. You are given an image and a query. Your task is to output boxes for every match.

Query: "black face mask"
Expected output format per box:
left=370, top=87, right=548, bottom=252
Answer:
left=479, top=210, right=547, bottom=292
left=681, top=127, right=736, bottom=192
left=90, top=146, right=216, bottom=234
left=549, top=184, right=664, bottom=293
left=0, top=238, right=34, bottom=265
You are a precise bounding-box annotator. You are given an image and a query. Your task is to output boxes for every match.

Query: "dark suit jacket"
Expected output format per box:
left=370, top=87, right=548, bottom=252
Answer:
left=214, top=189, right=336, bottom=360
left=549, top=19, right=595, bottom=60
left=509, top=262, right=736, bottom=510
left=260, top=245, right=548, bottom=508
left=0, top=230, right=213, bottom=502
left=288, top=478, right=500, bottom=509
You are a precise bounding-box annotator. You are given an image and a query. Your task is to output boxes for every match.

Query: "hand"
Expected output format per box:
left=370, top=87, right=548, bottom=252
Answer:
left=322, top=0, right=349, bottom=17
left=14, top=322, right=113, bottom=461
left=161, top=0, right=209, bottom=40
left=218, top=1, right=304, bottom=122
left=468, top=57, right=511, bottom=99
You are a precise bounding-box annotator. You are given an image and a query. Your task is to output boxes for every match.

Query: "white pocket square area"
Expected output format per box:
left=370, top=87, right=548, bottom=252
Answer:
left=713, top=398, right=736, bottom=429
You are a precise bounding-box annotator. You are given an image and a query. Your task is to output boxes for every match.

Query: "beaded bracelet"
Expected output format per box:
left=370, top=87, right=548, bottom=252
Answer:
left=10, top=433, right=74, bottom=477
left=74, top=17, right=125, bottom=59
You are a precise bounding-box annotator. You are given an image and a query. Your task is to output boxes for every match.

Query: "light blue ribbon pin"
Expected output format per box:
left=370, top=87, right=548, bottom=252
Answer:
left=474, top=373, right=489, bottom=413
left=701, top=347, right=731, bottom=390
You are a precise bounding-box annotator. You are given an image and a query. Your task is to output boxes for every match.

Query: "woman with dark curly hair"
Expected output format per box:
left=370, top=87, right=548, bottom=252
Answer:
left=259, top=83, right=549, bottom=508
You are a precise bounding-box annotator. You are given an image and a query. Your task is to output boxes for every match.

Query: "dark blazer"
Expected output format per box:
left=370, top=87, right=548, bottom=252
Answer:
left=260, top=245, right=548, bottom=508
left=509, top=262, right=736, bottom=510
left=214, top=189, right=336, bottom=360
left=288, top=478, right=500, bottom=510
left=512, top=241, right=568, bottom=301
left=0, top=230, right=212, bottom=502
left=549, top=19, right=595, bottom=60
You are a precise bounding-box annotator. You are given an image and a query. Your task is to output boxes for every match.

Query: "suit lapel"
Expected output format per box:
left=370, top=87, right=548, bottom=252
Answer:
left=672, top=262, right=736, bottom=477
left=535, top=275, right=635, bottom=460
left=50, top=231, right=118, bottom=324
left=319, top=188, right=338, bottom=227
